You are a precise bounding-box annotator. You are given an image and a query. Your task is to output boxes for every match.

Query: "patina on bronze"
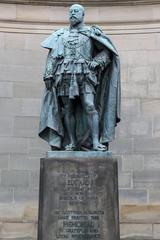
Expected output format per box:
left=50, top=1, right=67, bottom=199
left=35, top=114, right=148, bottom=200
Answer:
left=39, top=4, right=120, bottom=151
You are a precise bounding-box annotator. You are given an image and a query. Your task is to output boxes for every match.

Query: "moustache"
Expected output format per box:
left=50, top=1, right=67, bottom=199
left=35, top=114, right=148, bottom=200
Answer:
left=70, top=15, right=77, bottom=20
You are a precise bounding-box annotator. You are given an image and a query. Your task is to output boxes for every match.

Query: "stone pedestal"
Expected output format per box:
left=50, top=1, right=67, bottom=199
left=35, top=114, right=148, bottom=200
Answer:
left=38, top=152, right=120, bottom=240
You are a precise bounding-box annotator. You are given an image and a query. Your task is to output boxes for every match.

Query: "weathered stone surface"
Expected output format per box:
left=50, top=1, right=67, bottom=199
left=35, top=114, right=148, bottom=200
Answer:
left=133, top=138, right=160, bottom=153
left=9, top=154, right=40, bottom=170
left=0, top=117, right=13, bottom=137
left=13, top=116, right=39, bottom=137
left=149, top=190, right=160, bottom=204
left=30, top=171, right=39, bottom=189
left=133, top=171, right=160, bottom=188
left=0, top=137, right=28, bottom=154
left=0, top=64, right=43, bottom=83
left=14, top=189, right=38, bottom=202
left=119, top=190, right=147, bottom=204
left=0, top=154, right=9, bottom=169
left=0, top=82, right=13, bottom=98
left=38, top=152, right=120, bottom=240
left=1, top=170, right=29, bottom=188
left=28, top=139, right=49, bottom=155
left=129, top=66, right=155, bottom=84
left=0, top=49, right=45, bottom=67
left=13, top=82, right=42, bottom=98
left=141, top=100, right=160, bottom=116
left=153, top=116, right=160, bottom=137
left=0, top=3, right=16, bottom=20
left=110, top=138, right=133, bottom=154
left=120, top=205, right=160, bottom=223
left=21, top=99, right=41, bottom=117
left=0, top=188, right=13, bottom=203
left=122, top=83, right=147, bottom=98
left=144, top=154, right=160, bottom=170
left=118, top=173, right=132, bottom=188
left=153, top=224, right=160, bottom=239
left=120, top=223, right=153, bottom=239
left=122, top=154, right=144, bottom=171
left=121, top=99, right=141, bottom=117
left=0, top=222, right=35, bottom=238
left=0, top=203, right=38, bottom=222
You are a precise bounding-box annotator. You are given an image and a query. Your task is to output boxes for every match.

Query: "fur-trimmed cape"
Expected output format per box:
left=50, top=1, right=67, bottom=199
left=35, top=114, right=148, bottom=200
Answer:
left=39, top=25, right=121, bottom=149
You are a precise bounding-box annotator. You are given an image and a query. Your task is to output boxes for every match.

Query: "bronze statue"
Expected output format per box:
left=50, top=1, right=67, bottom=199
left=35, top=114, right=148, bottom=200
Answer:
left=39, top=4, right=120, bottom=151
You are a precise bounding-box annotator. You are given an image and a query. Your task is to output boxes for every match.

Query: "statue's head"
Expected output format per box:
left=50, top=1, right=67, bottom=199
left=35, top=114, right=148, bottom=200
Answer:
left=69, top=4, right=85, bottom=26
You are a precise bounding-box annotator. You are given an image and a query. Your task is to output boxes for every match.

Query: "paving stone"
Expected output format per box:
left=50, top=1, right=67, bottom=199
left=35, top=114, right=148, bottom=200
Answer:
left=119, top=189, right=147, bottom=204
left=1, top=170, right=29, bottom=188
left=13, top=116, right=39, bottom=138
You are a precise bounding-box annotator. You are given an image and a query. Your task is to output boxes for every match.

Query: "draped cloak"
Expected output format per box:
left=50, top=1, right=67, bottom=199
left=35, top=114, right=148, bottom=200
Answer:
left=38, top=26, right=121, bottom=149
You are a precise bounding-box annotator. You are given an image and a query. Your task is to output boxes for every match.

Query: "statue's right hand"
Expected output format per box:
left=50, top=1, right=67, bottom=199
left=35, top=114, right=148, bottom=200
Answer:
left=44, top=78, right=53, bottom=90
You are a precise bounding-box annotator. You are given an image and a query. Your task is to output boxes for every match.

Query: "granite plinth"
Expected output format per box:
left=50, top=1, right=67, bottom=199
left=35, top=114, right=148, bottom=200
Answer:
left=38, top=151, right=120, bottom=240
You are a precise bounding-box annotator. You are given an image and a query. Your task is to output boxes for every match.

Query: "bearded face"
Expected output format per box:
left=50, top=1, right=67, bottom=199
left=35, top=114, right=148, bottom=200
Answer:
left=69, top=5, right=84, bottom=26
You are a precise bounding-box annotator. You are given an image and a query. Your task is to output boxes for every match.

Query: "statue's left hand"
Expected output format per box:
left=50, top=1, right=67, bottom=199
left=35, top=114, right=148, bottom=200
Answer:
left=44, top=78, right=53, bottom=91
left=88, top=61, right=99, bottom=70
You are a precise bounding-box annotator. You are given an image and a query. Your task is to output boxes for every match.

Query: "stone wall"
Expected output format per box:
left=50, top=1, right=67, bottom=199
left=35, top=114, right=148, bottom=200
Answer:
left=0, top=2, right=160, bottom=239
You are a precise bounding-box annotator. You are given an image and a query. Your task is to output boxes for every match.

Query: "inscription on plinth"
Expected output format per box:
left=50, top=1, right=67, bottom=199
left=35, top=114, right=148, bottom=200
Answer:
left=38, top=152, right=120, bottom=240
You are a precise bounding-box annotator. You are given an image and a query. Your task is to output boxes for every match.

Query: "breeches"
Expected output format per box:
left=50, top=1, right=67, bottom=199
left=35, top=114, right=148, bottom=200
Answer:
left=57, top=74, right=95, bottom=97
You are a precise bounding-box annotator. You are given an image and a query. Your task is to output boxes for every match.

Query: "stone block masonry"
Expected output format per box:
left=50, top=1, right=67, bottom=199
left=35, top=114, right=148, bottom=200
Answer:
left=0, top=2, right=160, bottom=240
